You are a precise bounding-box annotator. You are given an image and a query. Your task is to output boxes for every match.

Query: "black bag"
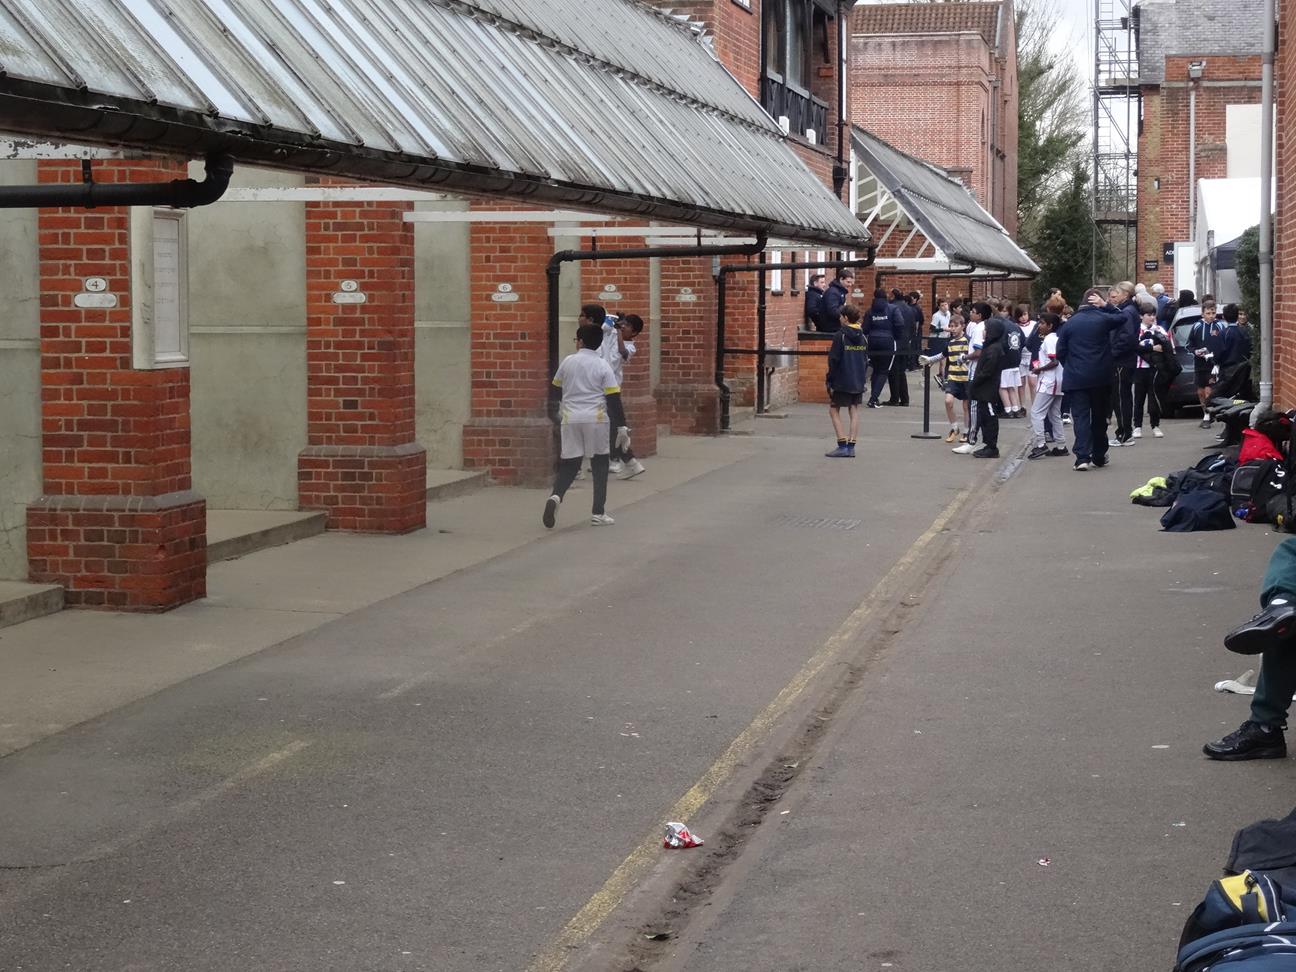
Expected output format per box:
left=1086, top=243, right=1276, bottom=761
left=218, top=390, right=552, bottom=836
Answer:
left=1234, top=460, right=1280, bottom=507
left=1160, top=490, right=1237, bottom=532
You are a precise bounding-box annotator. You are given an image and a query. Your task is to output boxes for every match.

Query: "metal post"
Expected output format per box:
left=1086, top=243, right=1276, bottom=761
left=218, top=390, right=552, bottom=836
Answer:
left=1253, top=0, right=1276, bottom=424
left=911, top=351, right=941, bottom=440
left=756, top=266, right=768, bottom=414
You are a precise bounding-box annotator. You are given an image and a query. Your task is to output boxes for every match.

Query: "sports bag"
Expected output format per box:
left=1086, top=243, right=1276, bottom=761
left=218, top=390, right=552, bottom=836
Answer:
left=1241, top=429, right=1285, bottom=464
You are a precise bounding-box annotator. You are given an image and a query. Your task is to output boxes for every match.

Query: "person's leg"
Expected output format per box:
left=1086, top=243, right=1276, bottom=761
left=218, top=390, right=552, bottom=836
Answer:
left=1147, top=371, right=1162, bottom=429
left=847, top=404, right=860, bottom=446
left=962, top=398, right=971, bottom=435
left=1046, top=394, right=1064, bottom=448
left=869, top=356, right=891, bottom=404
left=1070, top=388, right=1093, bottom=462
left=999, top=385, right=1012, bottom=412
left=1028, top=389, right=1048, bottom=448
left=590, top=453, right=610, bottom=516
left=979, top=399, right=999, bottom=450
left=1132, top=370, right=1147, bottom=429
left=944, top=392, right=957, bottom=427
left=1091, top=384, right=1112, bottom=463
left=552, top=458, right=580, bottom=499
left=895, top=363, right=909, bottom=405
left=829, top=404, right=845, bottom=442
left=1120, top=367, right=1136, bottom=440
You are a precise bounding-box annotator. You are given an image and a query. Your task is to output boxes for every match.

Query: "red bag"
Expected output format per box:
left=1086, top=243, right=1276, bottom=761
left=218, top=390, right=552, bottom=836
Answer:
left=1240, top=428, right=1284, bottom=464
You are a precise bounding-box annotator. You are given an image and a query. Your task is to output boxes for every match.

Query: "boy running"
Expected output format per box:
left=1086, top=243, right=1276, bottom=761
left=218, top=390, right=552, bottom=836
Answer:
left=921, top=314, right=969, bottom=442
left=543, top=320, right=628, bottom=529
left=825, top=303, right=868, bottom=457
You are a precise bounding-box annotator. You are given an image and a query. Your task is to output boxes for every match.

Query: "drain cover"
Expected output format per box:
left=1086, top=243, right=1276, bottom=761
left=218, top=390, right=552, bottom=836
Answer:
left=774, top=514, right=860, bottom=531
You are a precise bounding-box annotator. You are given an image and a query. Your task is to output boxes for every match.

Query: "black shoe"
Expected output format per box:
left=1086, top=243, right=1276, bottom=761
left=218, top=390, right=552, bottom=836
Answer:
left=866, top=400, right=881, bottom=409
left=1203, top=720, right=1287, bottom=761
left=882, top=400, right=899, bottom=406
left=972, top=446, right=1000, bottom=459
left=543, top=495, right=560, bottom=529
left=1200, top=417, right=1213, bottom=429
left=1049, top=446, right=1070, bottom=457
left=1027, top=446, right=1049, bottom=460
left=1224, top=602, right=1296, bottom=655
left=1091, top=457, right=1109, bottom=468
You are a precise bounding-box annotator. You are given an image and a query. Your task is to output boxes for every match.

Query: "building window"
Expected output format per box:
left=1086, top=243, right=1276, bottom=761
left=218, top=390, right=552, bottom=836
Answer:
left=762, top=0, right=830, bottom=140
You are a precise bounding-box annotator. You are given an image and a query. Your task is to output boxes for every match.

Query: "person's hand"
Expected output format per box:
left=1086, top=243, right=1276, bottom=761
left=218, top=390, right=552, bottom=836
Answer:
left=615, top=426, right=631, bottom=451
left=1086, top=292, right=1104, bottom=307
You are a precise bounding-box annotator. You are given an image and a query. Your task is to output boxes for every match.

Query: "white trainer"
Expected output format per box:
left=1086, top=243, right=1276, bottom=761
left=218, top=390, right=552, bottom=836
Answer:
left=1153, top=427, right=1164, bottom=438
left=542, top=494, right=561, bottom=529
left=590, top=513, right=615, bottom=526
left=616, top=458, right=646, bottom=480
left=608, top=459, right=624, bottom=475
left=1132, top=427, right=1142, bottom=439
left=1109, top=437, right=1123, bottom=447
left=951, top=443, right=977, bottom=455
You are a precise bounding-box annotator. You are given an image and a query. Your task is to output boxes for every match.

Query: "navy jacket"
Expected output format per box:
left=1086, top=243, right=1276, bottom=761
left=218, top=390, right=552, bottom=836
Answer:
left=822, top=280, right=851, bottom=332
left=826, top=323, right=869, bottom=394
left=863, top=298, right=898, bottom=354
left=1057, top=304, right=1126, bottom=391
left=804, top=287, right=826, bottom=331
left=1218, top=325, right=1253, bottom=368
left=1110, top=299, right=1141, bottom=369
left=893, top=302, right=920, bottom=356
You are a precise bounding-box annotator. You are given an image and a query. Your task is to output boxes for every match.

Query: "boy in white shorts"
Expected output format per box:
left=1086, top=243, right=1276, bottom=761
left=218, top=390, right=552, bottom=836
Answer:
left=544, top=321, right=629, bottom=529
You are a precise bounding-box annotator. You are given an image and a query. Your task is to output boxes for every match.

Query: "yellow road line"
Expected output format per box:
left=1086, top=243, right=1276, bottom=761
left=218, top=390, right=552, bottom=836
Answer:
left=526, top=485, right=974, bottom=972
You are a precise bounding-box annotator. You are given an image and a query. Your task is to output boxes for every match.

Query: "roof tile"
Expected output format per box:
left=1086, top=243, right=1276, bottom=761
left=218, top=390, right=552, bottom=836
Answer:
left=851, top=2, right=1003, bottom=48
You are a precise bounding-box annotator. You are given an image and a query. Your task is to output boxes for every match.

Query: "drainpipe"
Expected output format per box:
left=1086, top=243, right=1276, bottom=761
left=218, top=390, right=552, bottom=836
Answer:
left=929, top=264, right=979, bottom=312
left=0, top=154, right=234, bottom=209
left=756, top=265, right=769, bottom=413
left=1187, top=62, right=1204, bottom=242
left=547, top=234, right=769, bottom=418
left=1253, top=0, right=1276, bottom=425
left=833, top=0, right=851, bottom=200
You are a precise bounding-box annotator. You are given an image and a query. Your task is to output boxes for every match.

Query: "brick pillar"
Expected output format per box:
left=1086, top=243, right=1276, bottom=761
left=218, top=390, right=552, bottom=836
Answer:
left=586, top=244, right=657, bottom=457
left=299, top=199, right=426, bottom=533
left=1275, top=0, right=1296, bottom=408
left=656, top=256, right=723, bottom=434
left=463, top=210, right=555, bottom=485
left=26, top=160, right=205, bottom=611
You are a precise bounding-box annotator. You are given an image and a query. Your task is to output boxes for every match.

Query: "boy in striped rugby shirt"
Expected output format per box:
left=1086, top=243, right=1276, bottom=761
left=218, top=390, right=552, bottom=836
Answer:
left=922, top=315, right=970, bottom=443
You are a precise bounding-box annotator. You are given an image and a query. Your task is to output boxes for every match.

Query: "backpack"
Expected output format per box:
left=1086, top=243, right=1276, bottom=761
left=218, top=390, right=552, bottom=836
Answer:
left=1241, top=428, right=1285, bottom=464
left=1160, top=489, right=1237, bottom=532
left=1001, top=322, right=1023, bottom=365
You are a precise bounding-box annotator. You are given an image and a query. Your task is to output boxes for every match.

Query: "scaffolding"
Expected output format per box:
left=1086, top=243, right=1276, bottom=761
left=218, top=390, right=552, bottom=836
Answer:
left=1092, top=0, right=1139, bottom=281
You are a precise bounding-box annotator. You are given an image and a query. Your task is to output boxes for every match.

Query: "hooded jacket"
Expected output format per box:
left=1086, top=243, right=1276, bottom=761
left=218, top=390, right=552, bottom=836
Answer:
left=822, top=279, right=851, bottom=332
left=1057, top=303, right=1126, bottom=390
left=864, top=297, right=898, bottom=355
left=1110, top=298, right=1140, bottom=369
left=826, top=322, right=869, bottom=394
left=969, top=319, right=1006, bottom=402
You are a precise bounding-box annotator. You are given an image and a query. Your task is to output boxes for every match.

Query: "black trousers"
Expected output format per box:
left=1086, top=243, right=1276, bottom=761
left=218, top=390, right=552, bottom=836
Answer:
left=888, top=357, right=910, bottom=404
left=1111, top=366, right=1135, bottom=440
left=975, top=398, right=999, bottom=449
left=1131, top=368, right=1162, bottom=428
left=868, top=353, right=893, bottom=403
left=552, top=454, right=609, bottom=515
left=1070, top=384, right=1111, bottom=464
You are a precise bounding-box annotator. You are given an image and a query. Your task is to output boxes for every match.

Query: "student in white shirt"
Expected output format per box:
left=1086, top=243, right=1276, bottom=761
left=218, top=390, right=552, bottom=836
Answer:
left=1027, top=313, right=1069, bottom=460
left=952, top=302, right=990, bottom=453
left=544, top=316, right=629, bottom=529
left=600, top=313, right=646, bottom=479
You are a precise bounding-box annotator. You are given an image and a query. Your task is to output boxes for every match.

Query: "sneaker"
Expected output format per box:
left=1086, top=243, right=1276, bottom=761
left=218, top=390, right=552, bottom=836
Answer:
left=1092, top=456, right=1109, bottom=468
left=1027, top=446, right=1049, bottom=460
left=1200, top=417, right=1213, bottom=429
left=616, top=458, right=646, bottom=480
left=542, top=494, right=561, bottom=529
left=944, top=429, right=959, bottom=443
left=972, top=446, right=1000, bottom=459
left=866, top=400, right=881, bottom=409
left=1203, top=720, right=1287, bottom=761
left=1153, top=427, right=1164, bottom=438
left=1049, top=446, right=1070, bottom=457
left=958, top=432, right=969, bottom=443
left=951, top=443, right=977, bottom=455
left=825, top=444, right=851, bottom=458
left=590, top=513, right=615, bottom=526
left=845, top=443, right=856, bottom=458
left=609, top=459, right=624, bottom=475
left=1074, top=461, right=1091, bottom=471
left=1224, top=602, right=1296, bottom=655
left=1109, top=437, right=1123, bottom=448
left=1062, top=415, right=1073, bottom=425
left=1132, top=427, right=1143, bottom=439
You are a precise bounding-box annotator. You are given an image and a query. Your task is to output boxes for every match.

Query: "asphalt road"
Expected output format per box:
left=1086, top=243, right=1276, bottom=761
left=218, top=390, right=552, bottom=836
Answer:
left=5, top=406, right=1289, bottom=972
left=1, top=405, right=999, bottom=972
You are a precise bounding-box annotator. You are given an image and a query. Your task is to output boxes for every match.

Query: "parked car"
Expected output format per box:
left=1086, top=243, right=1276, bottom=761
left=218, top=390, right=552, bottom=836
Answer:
left=1163, top=321, right=1203, bottom=417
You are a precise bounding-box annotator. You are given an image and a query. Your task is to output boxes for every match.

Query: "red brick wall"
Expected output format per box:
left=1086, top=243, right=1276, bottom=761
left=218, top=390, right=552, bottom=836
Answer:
left=657, top=255, right=725, bottom=432
left=643, top=0, right=762, bottom=99
left=27, top=159, right=205, bottom=610
left=298, top=196, right=426, bottom=533
left=1274, top=6, right=1295, bottom=407
left=462, top=204, right=557, bottom=485
left=1137, top=56, right=1264, bottom=291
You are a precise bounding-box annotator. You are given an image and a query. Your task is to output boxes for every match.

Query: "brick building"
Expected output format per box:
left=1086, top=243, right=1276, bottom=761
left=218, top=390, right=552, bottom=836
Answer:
left=1272, top=0, right=1295, bottom=407
left=0, top=0, right=865, bottom=612
left=1135, top=0, right=1267, bottom=292
left=849, top=1, right=1020, bottom=237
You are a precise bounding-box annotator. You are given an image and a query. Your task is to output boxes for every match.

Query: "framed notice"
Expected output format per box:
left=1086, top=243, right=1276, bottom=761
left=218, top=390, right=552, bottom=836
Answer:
left=131, top=208, right=190, bottom=369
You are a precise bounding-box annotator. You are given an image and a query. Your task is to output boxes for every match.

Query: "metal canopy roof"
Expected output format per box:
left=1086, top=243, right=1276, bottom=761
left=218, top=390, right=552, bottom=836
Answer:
left=851, top=128, right=1037, bottom=276
left=0, top=0, right=867, bottom=247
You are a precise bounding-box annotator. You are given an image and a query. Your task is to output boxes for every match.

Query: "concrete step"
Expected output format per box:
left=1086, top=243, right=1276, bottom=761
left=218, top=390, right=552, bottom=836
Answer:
left=207, top=510, right=328, bottom=564
left=0, top=580, right=64, bottom=630
left=426, top=469, right=489, bottom=502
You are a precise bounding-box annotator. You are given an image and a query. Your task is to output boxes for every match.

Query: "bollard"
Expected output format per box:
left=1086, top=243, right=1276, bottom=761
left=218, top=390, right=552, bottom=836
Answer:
left=911, top=362, right=942, bottom=440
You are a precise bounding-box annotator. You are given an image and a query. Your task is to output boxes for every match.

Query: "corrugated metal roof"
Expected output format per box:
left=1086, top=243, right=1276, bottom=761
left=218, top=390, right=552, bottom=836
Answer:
left=852, top=127, right=1038, bottom=276
left=0, top=0, right=867, bottom=246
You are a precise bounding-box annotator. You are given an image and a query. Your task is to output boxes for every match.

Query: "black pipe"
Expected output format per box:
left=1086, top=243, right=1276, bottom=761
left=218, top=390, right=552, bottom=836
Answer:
left=0, top=153, right=234, bottom=209
left=756, top=265, right=768, bottom=414
left=928, top=264, right=979, bottom=313
left=716, top=248, right=876, bottom=429
left=547, top=234, right=768, bottom=423
left=833, top=0, right=850, bottom=200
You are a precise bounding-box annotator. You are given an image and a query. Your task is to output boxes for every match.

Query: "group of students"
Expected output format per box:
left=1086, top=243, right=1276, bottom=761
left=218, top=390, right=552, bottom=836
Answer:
left=823, top=279, right=1256, bottom=468
left=540, top=304, right=646, bottom=530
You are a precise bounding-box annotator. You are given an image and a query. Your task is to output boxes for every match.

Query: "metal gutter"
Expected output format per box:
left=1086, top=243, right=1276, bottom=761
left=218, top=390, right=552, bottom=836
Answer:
left=0, top=153, right=233, bottom=209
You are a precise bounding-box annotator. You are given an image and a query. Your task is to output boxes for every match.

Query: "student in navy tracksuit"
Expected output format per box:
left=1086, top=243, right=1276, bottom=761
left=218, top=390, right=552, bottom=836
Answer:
left=1214, top=303, right=1254, bottom=400
left=1107, top=282, right=1141, bottom=445
left=1056, top=287, right=1128, bottom=470
left=863, top=290, right=899, bottom=408
left=825, top=303, right=868, bottom=457
left=821, top=270, right=854, bottom=334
